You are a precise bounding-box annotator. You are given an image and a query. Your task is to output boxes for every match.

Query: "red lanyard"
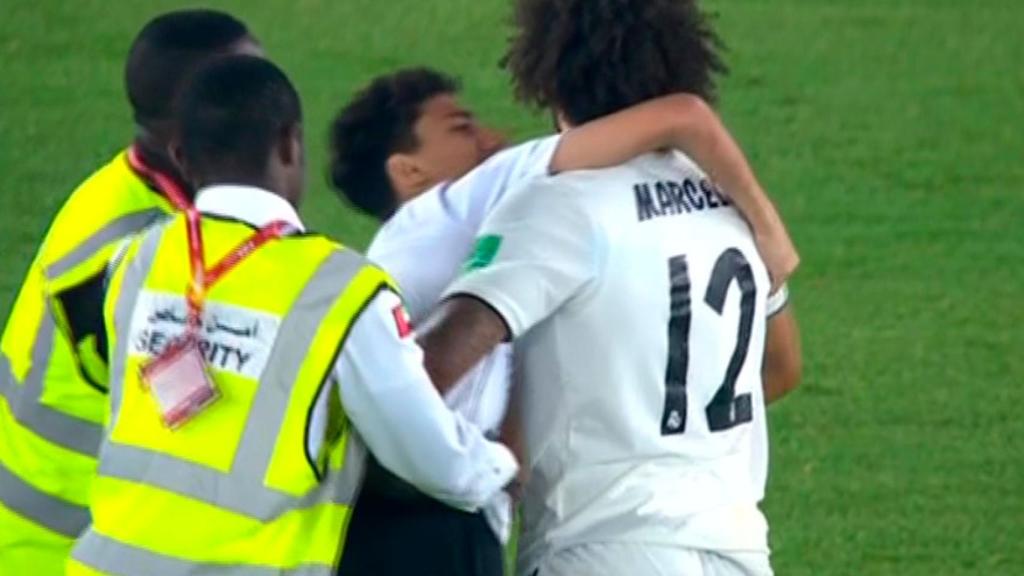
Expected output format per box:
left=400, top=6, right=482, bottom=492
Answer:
left=184, top=213, right=294, bottom=328
left=126, top=147, right=293, bottom=329
left=126, top=145, right=192, bottom=211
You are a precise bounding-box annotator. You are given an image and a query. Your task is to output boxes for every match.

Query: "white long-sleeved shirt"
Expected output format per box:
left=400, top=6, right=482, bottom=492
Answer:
left=367, top=136, right=562, bottom=433
left=366, top=137, right=561, bottom=541
left=195, top=185, right=517, bottom=511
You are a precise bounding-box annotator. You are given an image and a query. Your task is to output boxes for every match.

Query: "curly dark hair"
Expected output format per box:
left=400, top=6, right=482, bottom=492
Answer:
left=329, top=68, right=460, bottom=220
left=503, top=0, right=727, bottom=125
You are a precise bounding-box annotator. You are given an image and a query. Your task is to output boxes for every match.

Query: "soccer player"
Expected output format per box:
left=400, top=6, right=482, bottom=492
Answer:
left=0, top=11, right=261, bottom=572
left=329, top=64, right=798, bottom=574
left=415, top=0, right=803, bottom=574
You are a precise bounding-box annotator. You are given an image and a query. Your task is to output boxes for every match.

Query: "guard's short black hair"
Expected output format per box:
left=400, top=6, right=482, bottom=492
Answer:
left=329, top=68, right=460, bottom=220
left=178, top=56, right=302, bottom=183
left=126, top=9, right=252, bottom=125
left=503, top=0, right=727, bottom=125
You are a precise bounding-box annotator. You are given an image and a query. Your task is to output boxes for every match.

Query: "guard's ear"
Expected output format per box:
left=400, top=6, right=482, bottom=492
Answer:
left=386, top=153, right=430, bottom=200
left=278, top=123, right=304, bottom=167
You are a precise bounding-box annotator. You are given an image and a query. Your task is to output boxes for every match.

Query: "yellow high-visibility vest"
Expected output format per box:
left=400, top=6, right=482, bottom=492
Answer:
left=0, top=151, right=174, bottom=573
left=68, top=213, right=391, bottom=575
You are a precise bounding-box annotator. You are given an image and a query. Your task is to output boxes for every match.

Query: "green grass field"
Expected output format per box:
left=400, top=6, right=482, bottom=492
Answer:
left=2, top=1, right=1022, bottom=574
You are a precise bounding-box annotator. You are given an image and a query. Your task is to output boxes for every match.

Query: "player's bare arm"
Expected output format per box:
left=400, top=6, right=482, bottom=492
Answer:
left=763, top=306, right=802, bottom=404
left=417, top=296, right=509, bottom=396
left=499, top=362, right=526, bottom=458
left=499, top=354, right=528, bottom=488
left=551, top=93, right=799, bottom=291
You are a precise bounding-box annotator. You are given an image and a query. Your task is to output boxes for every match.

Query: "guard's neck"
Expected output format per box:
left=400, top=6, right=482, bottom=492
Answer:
left=132, top=130, right=192, bottom=199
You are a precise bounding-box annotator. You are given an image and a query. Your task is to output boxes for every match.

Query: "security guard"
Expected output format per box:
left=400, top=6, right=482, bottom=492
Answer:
left=0, top=11, right=264, bottom=573
left=67, top=56, right=516, bottom=575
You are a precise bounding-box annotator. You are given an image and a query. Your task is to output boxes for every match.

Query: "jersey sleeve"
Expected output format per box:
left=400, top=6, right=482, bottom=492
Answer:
left=367, top=223, right=476, bottom=324
left=442, top=135, right=564, bottom=232
left=334, top=289, right=518, bottom=511
left=444, top=177, right=599, bottom=339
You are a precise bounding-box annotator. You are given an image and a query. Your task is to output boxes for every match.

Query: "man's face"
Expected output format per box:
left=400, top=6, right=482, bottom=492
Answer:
left=405, top=93, right=505, bottom=192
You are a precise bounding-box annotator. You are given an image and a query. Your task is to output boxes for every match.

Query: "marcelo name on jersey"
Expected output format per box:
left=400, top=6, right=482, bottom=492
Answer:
left=634, top=177, right=732, bottom=223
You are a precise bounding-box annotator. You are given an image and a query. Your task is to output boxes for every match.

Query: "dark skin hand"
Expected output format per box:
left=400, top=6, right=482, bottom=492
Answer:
left=417, top=296, right=509, bottom=397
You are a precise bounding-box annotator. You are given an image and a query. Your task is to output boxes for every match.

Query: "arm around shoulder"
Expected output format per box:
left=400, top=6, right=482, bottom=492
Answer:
left=549, top=93, right=799, bottom=288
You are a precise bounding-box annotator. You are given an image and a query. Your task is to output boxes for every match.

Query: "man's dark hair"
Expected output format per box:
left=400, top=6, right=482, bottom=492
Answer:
left=503, top=0, right=726, bottom=125
left=329, top=67, right=460, bottom=220
left=178, top=56, right=302, bottom=183
left=126, top=9, right=252, bottom=125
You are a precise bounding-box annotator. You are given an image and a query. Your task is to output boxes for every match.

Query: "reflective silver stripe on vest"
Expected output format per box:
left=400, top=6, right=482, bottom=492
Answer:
left=73, top=531, right=335, bottom=576
left=0, top=208, right=167, bottom=459
left=0, top=313, right=104, bottom=457
left=97, top=248, right=368, bottom=523
left=105, top=223, right=166, bottom=428
left=0, top=459, right=89, bottom=537
left=43, top=208, right=167, bottom=281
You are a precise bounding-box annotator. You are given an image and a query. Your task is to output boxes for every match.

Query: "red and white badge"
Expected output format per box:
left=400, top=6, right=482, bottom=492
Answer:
left=140, top=336, right=220, bottom=429
left=392, top=304, right=413, bottom=339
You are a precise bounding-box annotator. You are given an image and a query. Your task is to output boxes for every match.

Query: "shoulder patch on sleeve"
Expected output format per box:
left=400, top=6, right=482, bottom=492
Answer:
left=391, top=304, right=413, bottom=338
left=463, top=235, right=503, bottom=273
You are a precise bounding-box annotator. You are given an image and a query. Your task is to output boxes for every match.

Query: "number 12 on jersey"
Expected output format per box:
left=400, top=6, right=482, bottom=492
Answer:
left=661, top=248, right=757, bottom=436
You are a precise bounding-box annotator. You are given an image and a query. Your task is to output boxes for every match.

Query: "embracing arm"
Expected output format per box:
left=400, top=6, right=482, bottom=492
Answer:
left=550, top=94, right=799, bottom=290
left=417, top=296, right=511, bottom=397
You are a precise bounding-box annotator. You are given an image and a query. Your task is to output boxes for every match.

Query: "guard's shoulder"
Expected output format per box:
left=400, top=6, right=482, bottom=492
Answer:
left=298, top=234, right=385, bottom=277
left=60, top=151, right=161, bottom=217
left=41, top=151, right=167, bottom=262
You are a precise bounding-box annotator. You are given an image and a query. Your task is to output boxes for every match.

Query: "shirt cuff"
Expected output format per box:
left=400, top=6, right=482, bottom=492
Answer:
left=767, top=283, right=790, bottom=318
left=454, top=438, right=518, bottom=512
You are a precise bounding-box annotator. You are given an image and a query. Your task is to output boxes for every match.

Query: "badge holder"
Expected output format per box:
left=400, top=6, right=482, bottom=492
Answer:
left=136, top=208, right=291, bottom=430
left=139, top=276, right=220, bottom=430
left=132, top=147, right=217, bottom=429
left=139, top=333, right=219, bottom=429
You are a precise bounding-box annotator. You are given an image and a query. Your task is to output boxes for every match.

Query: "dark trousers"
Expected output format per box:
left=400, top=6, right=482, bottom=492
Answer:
left=338, top=465, right=504, bottom=576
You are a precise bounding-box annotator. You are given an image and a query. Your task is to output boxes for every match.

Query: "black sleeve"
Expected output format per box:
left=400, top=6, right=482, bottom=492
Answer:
left=54, top=271, right=109, bottom=392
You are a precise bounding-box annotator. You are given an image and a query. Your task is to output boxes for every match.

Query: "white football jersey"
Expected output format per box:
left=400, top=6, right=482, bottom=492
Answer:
left=447, top=151, right=773, bottom=572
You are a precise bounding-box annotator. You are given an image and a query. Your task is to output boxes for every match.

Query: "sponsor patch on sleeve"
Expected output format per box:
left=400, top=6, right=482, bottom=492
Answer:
left=463, top=234, right=503, bottom=272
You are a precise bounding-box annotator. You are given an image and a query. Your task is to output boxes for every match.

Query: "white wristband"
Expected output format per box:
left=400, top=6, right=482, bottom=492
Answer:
left=767, top=284, right=790, bottom=318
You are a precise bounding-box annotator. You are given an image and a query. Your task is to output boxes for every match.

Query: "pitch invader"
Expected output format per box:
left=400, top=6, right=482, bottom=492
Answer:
left=416, top=0, right=803, bottom=574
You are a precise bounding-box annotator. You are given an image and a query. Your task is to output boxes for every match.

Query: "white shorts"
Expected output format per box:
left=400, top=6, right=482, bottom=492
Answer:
left=527, top=542, right=773, bottom=576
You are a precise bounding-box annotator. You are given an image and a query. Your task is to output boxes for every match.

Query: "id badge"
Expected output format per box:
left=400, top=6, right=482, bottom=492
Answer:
left=139, top=336, right=219, bottom=429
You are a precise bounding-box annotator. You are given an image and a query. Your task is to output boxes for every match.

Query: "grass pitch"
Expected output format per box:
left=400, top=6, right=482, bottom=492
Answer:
left=1, top=1, right=1021, bottom=574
